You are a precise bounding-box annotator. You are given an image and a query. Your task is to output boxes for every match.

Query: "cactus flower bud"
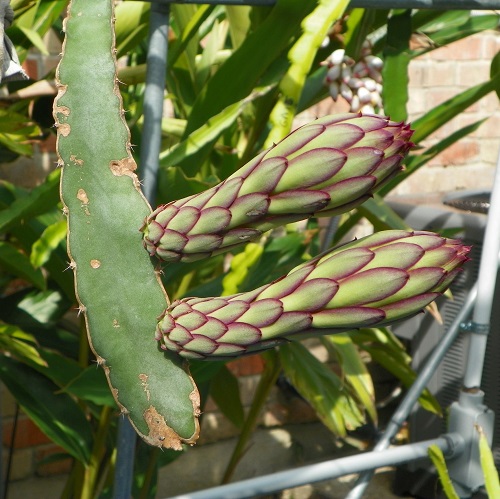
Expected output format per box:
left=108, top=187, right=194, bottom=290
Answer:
left=143, top=113, right=413, bottom=262
left=157, top=230, right=470, bottom=359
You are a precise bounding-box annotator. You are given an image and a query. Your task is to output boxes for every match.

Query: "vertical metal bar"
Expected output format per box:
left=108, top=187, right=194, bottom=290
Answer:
left=463, top=146, right=500, bottom=389
left=113, top=417, right=138, bottom=499
left=113, top=4, right=170, bottom=498
left=139, top=1, right=170, bottom=205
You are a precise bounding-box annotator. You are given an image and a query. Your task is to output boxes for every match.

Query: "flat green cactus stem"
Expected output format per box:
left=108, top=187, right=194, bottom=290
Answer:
left=55, top=0, right=200, bottom=449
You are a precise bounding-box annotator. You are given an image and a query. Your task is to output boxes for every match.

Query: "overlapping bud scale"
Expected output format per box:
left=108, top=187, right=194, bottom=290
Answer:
left=142, top=113, right=414, bottom=263
left=157, top=230, right=470, bottom=359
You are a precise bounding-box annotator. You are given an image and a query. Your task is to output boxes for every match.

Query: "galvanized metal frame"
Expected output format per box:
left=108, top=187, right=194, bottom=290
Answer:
left=113, top=2, right=500, bottom=497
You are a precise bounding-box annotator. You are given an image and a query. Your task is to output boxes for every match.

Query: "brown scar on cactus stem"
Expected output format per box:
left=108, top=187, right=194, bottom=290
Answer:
left=58, top=123, right=71, bottom=137
left=76, top=189, right=90, bottom=216
left=139, top=373, right=151, bottom=401
left=143, top=406, right=184, bottom=450
left=54, top=88, right=70, bottom=136
left=70, top=154, right=84, bottom=166
left=77, top=188, right=89, bottom=204
left=54, top=103, right=70, bottom=116
left=109, top=157, right=137, bottom=177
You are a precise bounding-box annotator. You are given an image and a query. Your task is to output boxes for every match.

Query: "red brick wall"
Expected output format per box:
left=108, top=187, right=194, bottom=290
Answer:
left=300, top=30, right=500, bottom=196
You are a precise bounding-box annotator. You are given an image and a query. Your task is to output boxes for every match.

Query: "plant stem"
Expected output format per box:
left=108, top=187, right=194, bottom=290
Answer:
left=81, top=405, right=113, bottom=499
left=221, top=350, right=281, bottom=484
left=173, top=271, right=195, bottom=300
left=60, top=462, right=77, bottom=499
left=138, top=447, right=161, bottom=499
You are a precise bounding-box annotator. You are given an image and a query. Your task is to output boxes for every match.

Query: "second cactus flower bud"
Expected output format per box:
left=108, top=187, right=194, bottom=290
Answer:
left=157, top=230, right=470, bottom=359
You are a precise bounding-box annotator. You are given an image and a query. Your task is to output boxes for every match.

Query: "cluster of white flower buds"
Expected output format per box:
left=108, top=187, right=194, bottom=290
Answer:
left=323, top=42, right=383, bottom=114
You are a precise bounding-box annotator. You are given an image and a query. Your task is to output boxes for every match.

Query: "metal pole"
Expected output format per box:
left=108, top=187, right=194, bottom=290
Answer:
left=113, top=4, right=170, bottom=498
left=463, top=147, right=500, bottom=389
left=139, top=1, right=170, bottom=205
left=165, top=434, right=463, bottom=499
left=148, top=0, right=500, bottom=9
left=440, top=147, right=500, bottom=496
left=113, top=417, right=138, bottom=499
left=350, top=0, right=500, bottom=8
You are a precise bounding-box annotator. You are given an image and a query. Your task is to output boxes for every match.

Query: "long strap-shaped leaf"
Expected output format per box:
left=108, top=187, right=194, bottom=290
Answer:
left=54, top=0, right=199, bottom=450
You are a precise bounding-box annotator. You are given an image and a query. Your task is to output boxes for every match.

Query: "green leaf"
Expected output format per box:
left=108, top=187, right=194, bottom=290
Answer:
left=358, top=195, right=412, bottom=231
left=209, top=365, right=245, bottom=430
left=115, top=1, right=150, bottom=58
left=0, top=242, right=45, bottom=289
left=169, top=5, right=214, bottom=68
left=222, top=242, right=263, bottom=296
left=265, top=0, right=350, bottom=146
left=0, top=108, right=41, bottom=157
left=0, top=290, right=70, bottom=341
left=0, top=354, right=92, bottom=464
left=491, top=51, right=500, bottom=100
left=159, top=86, right=273, bottom=176
left=297, top=65, right=328, bottom=113
left=415, top=10, right=471, bottom=34
left=117, top=63, right=146, bottom=86
left=30, top=219, right=67, bottom=269
left=280, top=341, right=365, bottom=436
left=18, top=25, right=49, bottom=54
left=226, top=5, right=251, bottom=49
left=0, top=168, right=60, bottom=233
left=0, top=323, right=47, bottom=368
left=382, top=10, right=411, bottom=122
left=323, top=334, right=377, bottom=424
left=428, top=444, right=460, bottom=499
left=414, top=13, right=499, bottom=58
left=243, top=232, right=309, bottom=292
left=0, top=135, right=32, bottom=157
left=62, top=366, right=117, bottom=407
left=478, top=425, right=500, bottom=498
left=362, top=342, right=441, bottom=415
left=183, top=0, right=317, bottom=137
left=158, top=166, right=210, bottom=205
left=344, top=9, right=380, bottom=60
left=351, top=328, right=441, bottom=415
left=195, top=20, right=228, bottom=89
left=36, top=349, right=84, bottom=389
left=29, top=0, right=68, bottom=36
left=9, top=0, right=67, bottom=61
